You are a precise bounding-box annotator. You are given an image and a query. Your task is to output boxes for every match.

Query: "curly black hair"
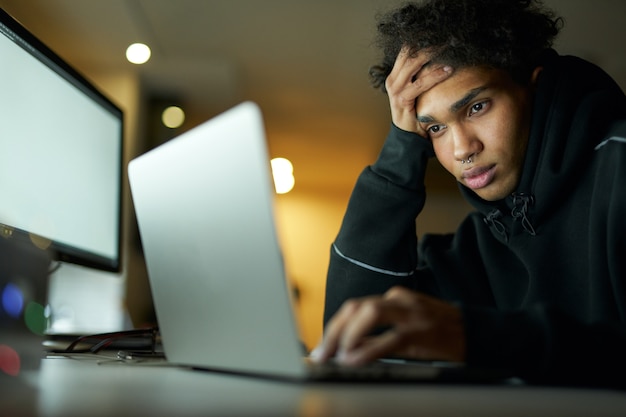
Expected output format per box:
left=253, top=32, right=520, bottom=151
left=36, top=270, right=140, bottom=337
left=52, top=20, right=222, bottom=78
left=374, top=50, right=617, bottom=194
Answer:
left=369, top=0, right=563, bottom=91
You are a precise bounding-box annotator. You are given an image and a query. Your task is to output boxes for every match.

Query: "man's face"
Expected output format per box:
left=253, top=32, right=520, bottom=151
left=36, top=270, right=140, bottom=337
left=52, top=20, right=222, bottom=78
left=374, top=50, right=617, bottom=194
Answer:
left=416, top=66, right=534, bottom=201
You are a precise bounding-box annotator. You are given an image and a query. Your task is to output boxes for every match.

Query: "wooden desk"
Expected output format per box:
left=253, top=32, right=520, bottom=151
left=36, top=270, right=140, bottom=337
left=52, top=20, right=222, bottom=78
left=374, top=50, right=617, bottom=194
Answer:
left=4, top=356, right=626, bottom=417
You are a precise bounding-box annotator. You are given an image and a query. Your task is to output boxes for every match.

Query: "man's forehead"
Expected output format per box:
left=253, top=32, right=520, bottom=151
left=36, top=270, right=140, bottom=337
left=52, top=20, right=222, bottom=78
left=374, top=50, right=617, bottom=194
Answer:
left=416, top=67, right=506, bottom=120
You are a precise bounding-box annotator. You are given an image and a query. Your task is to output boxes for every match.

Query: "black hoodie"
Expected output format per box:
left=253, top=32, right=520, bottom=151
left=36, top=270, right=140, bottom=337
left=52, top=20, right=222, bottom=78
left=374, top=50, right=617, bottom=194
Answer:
left=323, top=52, right=626, bottom=387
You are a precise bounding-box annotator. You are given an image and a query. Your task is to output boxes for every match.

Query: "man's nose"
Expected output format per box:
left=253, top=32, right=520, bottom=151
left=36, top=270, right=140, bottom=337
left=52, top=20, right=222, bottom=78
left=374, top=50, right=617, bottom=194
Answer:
left=452, top=126, right=483, bottom=162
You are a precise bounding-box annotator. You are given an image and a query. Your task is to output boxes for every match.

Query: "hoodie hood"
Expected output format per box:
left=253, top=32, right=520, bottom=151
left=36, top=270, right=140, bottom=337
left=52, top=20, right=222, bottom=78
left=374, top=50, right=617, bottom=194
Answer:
left=459, top=50, right=626, bottom=241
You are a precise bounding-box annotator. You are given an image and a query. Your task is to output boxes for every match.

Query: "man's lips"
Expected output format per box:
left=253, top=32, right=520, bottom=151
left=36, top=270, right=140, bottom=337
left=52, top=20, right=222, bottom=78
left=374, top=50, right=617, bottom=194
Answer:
left=461, top=165, right=496, bottom=190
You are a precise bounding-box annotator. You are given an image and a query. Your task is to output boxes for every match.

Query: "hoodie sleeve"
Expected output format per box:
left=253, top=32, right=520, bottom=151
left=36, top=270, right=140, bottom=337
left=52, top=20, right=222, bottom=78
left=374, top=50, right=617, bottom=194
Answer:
left=323, top=124, right=435, bottom=326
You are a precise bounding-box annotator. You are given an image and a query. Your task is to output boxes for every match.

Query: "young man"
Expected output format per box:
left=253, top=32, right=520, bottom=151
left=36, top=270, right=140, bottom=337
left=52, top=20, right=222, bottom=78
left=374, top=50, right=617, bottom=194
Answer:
left=313, top=0, right=626, bottom=386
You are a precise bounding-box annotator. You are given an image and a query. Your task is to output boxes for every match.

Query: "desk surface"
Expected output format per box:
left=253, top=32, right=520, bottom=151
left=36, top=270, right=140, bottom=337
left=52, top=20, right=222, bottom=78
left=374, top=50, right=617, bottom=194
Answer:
left=4, top=356, right=626, bottom=417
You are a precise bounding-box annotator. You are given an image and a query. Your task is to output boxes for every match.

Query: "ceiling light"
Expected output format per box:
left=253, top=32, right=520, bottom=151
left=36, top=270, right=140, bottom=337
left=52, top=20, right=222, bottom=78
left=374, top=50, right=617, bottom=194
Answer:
left=161, top=106, right=185, bottom=129
left=126, top=43, right=151, bottom=64
left=270, top=157, right=295, bottom=194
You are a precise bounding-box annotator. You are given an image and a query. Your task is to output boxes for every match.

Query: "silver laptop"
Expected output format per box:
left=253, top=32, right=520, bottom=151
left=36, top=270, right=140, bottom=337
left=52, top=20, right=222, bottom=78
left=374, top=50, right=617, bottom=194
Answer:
left=128, top=102, right=507, bottom=383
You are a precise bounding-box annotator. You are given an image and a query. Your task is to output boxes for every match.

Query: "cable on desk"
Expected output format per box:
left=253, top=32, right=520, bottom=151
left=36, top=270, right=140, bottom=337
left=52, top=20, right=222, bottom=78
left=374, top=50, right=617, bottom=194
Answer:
left=46, top=327, right=162, bottom=356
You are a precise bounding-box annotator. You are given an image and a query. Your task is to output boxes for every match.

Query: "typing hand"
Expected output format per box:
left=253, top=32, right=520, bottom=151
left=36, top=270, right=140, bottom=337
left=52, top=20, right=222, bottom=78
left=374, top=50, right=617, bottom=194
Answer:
left=312, top=287, right=465, bottom=366
left=385, top=48, right=453, bottom=134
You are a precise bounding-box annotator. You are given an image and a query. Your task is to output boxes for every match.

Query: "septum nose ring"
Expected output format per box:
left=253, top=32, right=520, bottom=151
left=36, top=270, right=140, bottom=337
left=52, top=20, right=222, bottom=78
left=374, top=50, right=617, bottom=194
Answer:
left=461, top=156, right=474, bottom=164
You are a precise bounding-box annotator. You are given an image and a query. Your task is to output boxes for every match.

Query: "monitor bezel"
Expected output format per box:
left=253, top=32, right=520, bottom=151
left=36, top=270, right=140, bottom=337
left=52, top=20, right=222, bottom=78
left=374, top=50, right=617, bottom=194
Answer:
left=0, top=7, right=124, bottom=273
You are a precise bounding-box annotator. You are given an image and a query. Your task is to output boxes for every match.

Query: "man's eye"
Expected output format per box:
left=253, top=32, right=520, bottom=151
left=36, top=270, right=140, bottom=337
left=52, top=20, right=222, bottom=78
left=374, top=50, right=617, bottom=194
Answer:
left=425, top=124, right=446, bottom=139
left=469, top=101, right=488, bottom=116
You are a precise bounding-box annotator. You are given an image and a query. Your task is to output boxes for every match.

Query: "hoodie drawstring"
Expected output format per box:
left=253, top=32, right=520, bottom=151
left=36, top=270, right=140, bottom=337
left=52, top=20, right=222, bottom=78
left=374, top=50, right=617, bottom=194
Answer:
left=511, top=193, right=537, bottom=236
left=484, top=209, right=508, bottom=242
left=483, top=194, right=537, bottom=240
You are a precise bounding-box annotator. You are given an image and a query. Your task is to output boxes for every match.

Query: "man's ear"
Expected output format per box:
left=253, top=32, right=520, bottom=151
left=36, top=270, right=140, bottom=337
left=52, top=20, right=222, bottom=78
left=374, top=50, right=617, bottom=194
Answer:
left=530, top=66, right=543, bottom=86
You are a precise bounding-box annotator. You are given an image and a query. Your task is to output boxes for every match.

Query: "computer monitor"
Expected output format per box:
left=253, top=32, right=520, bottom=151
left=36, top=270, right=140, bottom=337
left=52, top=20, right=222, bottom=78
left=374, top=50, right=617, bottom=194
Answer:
left=0, top=8, right=124, bottom=272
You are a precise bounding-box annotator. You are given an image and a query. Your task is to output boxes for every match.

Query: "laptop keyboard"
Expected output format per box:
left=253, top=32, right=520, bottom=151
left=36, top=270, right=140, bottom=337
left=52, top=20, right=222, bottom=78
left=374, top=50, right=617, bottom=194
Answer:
left=306, top=358, right=445, bottom=381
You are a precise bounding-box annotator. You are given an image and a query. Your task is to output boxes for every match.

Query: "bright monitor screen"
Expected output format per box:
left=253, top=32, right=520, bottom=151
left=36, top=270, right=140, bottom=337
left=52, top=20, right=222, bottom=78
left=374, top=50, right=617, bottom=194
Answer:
left=0, top=8, right=123, bottom=272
